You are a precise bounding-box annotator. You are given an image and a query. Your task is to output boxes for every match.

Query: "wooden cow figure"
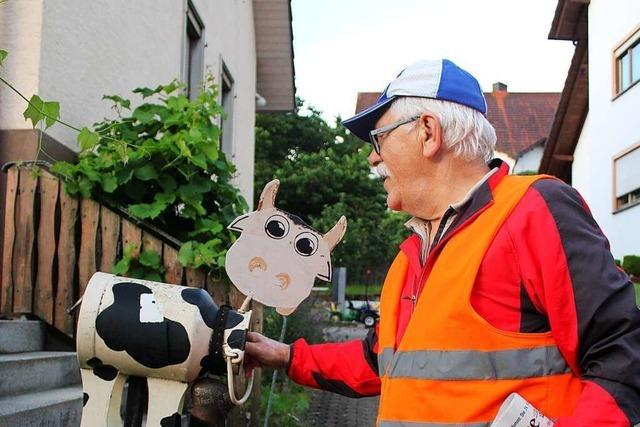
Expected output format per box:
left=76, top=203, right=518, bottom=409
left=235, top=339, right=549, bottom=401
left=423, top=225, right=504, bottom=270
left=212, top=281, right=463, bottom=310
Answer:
left=76, top=273, right=250, bottom=426
left=225, top=179, right=347, bottom=315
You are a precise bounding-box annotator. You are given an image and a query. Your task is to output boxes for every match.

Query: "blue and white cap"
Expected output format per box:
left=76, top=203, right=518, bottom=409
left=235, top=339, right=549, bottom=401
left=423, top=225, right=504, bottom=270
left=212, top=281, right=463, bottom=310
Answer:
left=342, top=59, right=487, bottom=142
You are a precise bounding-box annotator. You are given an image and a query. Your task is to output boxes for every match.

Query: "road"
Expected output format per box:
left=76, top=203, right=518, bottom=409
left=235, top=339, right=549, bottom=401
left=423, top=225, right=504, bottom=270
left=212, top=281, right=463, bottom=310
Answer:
left=301, top=323, right=379, bottom=427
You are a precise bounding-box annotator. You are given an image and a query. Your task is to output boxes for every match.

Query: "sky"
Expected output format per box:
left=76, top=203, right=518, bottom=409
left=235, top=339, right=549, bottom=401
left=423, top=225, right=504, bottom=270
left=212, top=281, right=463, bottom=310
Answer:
left=290, top=0, right=575, bottom=123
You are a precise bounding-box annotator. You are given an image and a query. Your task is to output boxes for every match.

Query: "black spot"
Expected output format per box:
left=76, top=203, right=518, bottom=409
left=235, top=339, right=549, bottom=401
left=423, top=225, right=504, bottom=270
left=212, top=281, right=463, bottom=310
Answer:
left=225, top=310, right=244, bottom=329
left=83, top=393, right=89, bottom=407
left=95, top=282, right=190, bottom=369
left=227, top=329, right=246, bottom=350
left=86, top=357, right=118, bottom=381
left=181, top=288, right=218, bottom=328
left=283, top=212, right=313, bottom=229
left=160, top=412, right=182, bottom=427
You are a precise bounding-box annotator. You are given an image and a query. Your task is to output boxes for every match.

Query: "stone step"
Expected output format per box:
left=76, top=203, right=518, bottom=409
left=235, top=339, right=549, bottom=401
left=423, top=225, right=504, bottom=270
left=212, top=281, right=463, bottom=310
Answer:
left=0, top=352, right=80, bottom=396
left=0, top=320, right=44, bottom=354
left=0, top=385, right=83, bottom=427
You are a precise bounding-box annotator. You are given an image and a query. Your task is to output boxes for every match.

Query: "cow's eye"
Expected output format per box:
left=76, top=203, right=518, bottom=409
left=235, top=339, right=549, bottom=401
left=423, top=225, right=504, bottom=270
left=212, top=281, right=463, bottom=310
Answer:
left=294, top=232, right=318, bottom=256
left=265, top=215, right=289, bottom=239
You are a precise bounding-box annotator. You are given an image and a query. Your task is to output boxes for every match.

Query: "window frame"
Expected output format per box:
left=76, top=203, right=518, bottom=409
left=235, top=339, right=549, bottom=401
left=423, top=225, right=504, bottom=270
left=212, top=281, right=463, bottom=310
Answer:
left=612, top=140, right=640, bottom=214
left=184, top=0, right=205, bottom=100
left=612, top=24, right=640, bottom=99
left=219, top=59, right=235, bottom=161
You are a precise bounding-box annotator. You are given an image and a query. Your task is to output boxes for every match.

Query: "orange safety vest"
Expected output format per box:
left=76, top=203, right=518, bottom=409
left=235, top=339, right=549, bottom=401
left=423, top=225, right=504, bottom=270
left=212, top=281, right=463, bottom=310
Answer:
left=377, top=175, right=583, bottom=426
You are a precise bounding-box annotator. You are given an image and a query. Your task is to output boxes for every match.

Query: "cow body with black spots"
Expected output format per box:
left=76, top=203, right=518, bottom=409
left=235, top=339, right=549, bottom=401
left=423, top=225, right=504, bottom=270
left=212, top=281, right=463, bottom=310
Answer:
left=76, top=273, right=248, bottom=427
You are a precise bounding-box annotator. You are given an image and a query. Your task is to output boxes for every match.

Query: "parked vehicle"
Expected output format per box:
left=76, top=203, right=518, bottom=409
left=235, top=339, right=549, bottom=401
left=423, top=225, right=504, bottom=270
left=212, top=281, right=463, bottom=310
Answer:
left=329, top=300, right=379, bottom=327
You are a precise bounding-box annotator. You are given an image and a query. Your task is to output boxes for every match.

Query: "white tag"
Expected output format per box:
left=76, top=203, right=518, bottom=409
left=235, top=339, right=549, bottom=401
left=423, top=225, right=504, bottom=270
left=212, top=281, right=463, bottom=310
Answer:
left=139, top=293, right=164, bottom=323
left=491, top=393, right=554, bottom=427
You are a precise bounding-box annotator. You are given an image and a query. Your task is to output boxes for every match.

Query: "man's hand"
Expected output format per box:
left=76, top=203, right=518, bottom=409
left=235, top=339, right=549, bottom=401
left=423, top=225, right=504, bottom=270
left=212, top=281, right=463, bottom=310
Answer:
left=243, top=332, right=291, bottom=377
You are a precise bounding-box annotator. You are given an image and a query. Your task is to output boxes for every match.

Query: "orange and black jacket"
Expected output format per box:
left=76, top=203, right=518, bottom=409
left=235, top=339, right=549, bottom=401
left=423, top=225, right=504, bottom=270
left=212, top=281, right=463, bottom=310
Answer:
left=287, top=160, right=640, bottom=426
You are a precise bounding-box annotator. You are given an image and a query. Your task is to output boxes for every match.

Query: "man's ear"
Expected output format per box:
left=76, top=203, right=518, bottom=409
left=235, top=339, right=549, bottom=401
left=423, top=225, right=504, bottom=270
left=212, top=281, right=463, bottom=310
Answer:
left=418, top=113, right=443, bottom=159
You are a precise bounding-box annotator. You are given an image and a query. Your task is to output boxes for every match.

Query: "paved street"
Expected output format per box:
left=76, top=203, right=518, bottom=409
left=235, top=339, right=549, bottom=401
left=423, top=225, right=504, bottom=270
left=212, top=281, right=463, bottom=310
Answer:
left=302, top=323, right=380, bottom=426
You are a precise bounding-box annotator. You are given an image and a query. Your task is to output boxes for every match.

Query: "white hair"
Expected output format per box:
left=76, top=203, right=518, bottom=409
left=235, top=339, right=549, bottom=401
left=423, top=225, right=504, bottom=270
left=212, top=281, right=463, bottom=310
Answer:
left=389, top=96, right=496, bottom=163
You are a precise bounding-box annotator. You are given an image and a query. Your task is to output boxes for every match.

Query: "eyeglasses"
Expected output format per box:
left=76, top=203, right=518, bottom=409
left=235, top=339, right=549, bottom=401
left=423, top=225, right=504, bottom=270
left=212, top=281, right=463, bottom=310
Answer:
left=369, top=115, right=421, bottom=155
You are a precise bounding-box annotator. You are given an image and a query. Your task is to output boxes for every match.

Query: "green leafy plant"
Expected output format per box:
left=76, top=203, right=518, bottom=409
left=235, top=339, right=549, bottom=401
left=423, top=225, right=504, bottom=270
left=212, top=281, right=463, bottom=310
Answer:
left=113, top=243, right=165, bottom=282
left=51, top=77, right=247, bottom=271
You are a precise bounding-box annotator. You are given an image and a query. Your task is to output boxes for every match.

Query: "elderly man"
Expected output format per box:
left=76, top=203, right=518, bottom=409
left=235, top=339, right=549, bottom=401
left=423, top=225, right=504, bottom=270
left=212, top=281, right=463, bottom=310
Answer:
left=245, top=59, right=640, bottom=426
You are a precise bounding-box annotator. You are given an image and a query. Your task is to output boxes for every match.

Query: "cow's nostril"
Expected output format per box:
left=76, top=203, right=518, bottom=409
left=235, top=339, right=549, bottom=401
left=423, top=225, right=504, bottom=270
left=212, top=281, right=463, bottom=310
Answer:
left=248, top=256, right=267, bottom=272
left=275, top=273, right=291, bottom=290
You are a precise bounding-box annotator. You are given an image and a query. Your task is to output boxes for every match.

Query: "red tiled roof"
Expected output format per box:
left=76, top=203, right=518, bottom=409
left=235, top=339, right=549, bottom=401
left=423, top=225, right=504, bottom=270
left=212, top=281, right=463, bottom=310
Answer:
left=354, top=88, right=560, bottom=158
left=485, top=90, right=560, bottom=157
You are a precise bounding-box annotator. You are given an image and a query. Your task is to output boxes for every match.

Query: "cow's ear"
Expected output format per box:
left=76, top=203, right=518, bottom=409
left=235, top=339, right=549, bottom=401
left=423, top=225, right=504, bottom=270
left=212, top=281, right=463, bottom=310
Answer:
left=257, top=179, right=279, bottom=211
left=316, top=260, right=332, bottom=282
left=228, top=213, right=252, bottom=232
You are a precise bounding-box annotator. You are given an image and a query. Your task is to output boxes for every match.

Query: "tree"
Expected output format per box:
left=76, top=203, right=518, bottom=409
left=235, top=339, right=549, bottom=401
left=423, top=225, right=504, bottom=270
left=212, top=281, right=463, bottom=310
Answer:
left=254, top=100, right=409, bottom=283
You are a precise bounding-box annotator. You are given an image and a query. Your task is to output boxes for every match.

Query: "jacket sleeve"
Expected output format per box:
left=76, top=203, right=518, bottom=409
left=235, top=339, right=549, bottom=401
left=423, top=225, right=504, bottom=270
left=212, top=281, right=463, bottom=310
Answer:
left=286, top=326, right=381, bottom=397
left=515, top=179, right=640, bottom=426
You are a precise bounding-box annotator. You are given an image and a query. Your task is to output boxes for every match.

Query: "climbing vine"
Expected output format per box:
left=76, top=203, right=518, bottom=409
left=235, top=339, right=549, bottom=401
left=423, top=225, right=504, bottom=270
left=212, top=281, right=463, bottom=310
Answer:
left=1, top=49, right=246, bottom=273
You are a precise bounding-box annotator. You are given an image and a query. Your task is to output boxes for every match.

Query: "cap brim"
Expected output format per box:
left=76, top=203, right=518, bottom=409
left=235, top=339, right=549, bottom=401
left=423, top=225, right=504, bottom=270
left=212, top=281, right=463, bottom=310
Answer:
left=342, top=96, right=396, bottom=142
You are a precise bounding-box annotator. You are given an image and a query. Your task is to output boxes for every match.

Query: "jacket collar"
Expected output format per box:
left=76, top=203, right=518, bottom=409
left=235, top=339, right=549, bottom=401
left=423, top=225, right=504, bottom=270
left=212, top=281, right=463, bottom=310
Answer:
left=399, top=158, right=510, bottom=267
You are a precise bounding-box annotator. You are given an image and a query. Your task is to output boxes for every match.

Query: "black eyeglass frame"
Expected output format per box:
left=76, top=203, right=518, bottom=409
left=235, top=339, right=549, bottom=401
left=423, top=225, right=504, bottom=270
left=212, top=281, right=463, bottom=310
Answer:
left=368, top=115, right=421, bottom=154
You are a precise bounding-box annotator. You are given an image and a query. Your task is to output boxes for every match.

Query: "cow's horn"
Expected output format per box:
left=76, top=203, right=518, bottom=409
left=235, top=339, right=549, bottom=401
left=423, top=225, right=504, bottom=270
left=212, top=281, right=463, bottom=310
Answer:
left=323, top=216, right=347, bottom=251
left=257, top=179, right=280, bottom=210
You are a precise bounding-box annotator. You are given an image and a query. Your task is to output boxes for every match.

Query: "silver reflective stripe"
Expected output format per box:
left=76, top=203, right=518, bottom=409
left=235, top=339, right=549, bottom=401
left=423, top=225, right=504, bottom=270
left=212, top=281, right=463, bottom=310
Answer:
left=378, top=347, right=395, bottom=375
left=389, top=346, right=570, bottom=380
left=379, top=421, right=490, bottom=427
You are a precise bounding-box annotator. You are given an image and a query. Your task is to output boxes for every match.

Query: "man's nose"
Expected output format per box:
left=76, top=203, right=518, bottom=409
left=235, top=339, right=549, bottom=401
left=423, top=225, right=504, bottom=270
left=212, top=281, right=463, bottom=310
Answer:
left=368, top=147, right=381, bottom=166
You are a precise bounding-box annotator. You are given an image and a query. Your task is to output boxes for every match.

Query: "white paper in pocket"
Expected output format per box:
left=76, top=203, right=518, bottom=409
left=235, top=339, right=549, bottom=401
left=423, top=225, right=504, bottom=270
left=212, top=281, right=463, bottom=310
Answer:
left=490, top=393, right=554, bottom=427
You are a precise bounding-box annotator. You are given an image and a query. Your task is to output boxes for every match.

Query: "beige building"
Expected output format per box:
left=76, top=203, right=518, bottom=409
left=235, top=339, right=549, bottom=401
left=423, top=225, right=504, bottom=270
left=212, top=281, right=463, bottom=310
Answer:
left=0, top=0, right=295, bottom=209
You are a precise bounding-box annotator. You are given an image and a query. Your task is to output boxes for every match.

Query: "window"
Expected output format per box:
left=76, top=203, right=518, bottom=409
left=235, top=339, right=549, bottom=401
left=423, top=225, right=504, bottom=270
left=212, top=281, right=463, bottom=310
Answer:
left=613, top=142, right=640, bottom=212
left=185, top=2, right=204, bottom=100
left=220, top=61, right=235, bottom=160
left=614, top=26, right=640, bottom=96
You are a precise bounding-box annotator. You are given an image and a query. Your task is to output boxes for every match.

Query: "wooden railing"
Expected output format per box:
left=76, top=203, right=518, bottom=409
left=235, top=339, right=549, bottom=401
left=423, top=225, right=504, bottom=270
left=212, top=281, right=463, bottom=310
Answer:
left=0, top=164, right=261, bottom=339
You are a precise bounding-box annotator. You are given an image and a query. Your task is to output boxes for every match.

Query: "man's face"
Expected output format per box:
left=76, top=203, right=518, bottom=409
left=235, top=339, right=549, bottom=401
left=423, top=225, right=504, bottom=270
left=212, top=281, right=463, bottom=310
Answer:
left=367, top=110, right=425, bottom=212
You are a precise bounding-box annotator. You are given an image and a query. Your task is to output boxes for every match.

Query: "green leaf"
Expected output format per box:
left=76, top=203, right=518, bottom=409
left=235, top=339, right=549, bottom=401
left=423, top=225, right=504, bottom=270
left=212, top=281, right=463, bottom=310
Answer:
left=42, top=101, right=60, bottom=128
left=139, top=250, right=161, bottom=268
left=77, top=177, right=93, bottom=198
left=133, top=85, right=163, bottom=98
left=201, top=143, right=219, bottom=162
left=0, top=50, right=7, bottom=66
left=157, top=174, right=177, bottom=193
left=113, top=258, right=130, bottom=275
left=102, top=94, right=131, bottom=110
left=132, top=105, right=156, bottom=124
left=129, top=200, right=166, bottom=219
left=101, top=174, right=118, bottom=193
left=133, top=163, right=158, bottom=181
left=23, top=95, right=45, bottom=128
left=189, top=153, right=208, bottom=169
left=178, top=241, right=195, bottom=266
left=77, top=127, right=100, bottom=151
left=123, top=243, right=138, bottom=258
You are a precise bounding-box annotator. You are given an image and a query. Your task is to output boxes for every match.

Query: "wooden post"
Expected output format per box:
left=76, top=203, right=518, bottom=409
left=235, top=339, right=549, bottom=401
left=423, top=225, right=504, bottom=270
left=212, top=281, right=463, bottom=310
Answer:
left=121, top=219, right=142, bottom=257
left=186, top=268, right=206, bottom=289
left=99, top=207, right=121, bottom=273
left=12, top=169, right=38, bottom=313
left=0, top=168, right=18, bottom=313
left=78, top=198, right=100, bottom=297
left=163, top=244, right=183, bottom=286
left=55, top=183, right=79, bottom=336
left=34, top=171, right=59, bottom=323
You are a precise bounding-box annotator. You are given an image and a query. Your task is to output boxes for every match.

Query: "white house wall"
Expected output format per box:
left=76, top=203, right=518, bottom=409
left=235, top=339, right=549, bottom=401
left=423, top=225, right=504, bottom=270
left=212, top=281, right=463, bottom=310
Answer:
left=0, top=0, right=45, bottom=131
left=574, top=0, right=640, bottom=258
left=513, top=145, right=544, bottom=174
left=0, top=0, right=256, bottom=207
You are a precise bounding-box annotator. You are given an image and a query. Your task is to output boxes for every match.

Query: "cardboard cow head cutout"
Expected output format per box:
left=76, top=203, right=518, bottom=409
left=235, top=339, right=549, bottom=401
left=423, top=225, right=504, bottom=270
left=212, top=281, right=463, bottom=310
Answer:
left=225, top=179, right=347, bottom=316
